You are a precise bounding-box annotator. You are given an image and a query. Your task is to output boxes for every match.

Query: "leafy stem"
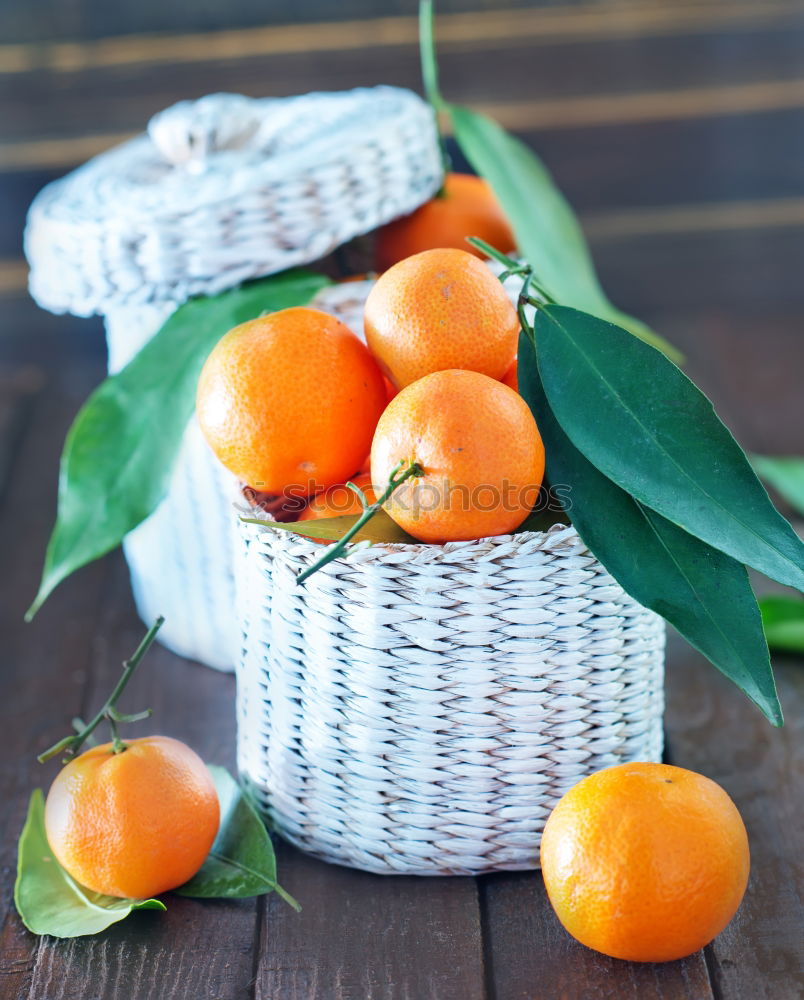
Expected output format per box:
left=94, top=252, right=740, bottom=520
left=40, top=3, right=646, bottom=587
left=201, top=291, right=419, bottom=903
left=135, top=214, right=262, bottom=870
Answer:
left=38, top=617, right=164, bottom=764
left=466, top=237, right=556, bottom=341
left=296, top=460, right=424, bottom=585
left=419, top=0, right=451, bottom=179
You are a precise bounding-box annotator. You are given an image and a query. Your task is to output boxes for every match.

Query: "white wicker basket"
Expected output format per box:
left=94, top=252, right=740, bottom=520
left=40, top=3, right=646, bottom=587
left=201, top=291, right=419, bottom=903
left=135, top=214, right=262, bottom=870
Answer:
left=24, top=89, right=443, bottom=670
left=235, top=520, right=666, bottom=875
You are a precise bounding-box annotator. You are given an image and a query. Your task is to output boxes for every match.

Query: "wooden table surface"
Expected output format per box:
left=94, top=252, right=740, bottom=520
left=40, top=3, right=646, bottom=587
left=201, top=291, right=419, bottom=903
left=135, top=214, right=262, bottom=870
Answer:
left=1, top=2, right=803, bottom=997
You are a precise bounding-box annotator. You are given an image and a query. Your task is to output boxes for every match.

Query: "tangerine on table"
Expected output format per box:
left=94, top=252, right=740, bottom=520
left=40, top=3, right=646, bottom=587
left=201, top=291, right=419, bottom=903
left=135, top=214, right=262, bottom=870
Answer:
left=197, top=307, right=387, bottom=493
left=44, top=736, right=220, bottom=899
left=374, top=173, right=516, bottom=272
left=364, top=248, right=519, bottom=390
left=371, top=369, right=544, bottom=543
left=540, top=762, right=750, bottom=963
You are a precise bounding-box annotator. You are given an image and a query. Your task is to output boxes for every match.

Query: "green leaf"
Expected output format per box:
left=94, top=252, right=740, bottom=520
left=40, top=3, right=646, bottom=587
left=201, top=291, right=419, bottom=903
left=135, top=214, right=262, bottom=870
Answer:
left=752, top=455, right=804, bottom=518
left=535, top=306, right=804, bottom=595
left=759, top=595, right=804, bottom=653
left=27, top=270, right=330, bottom=619
left=518, top=332, right=782, bottom=726
left=447, top=104, right=681, bottom=362
left=15, top=789, right=165, bottom=938
left=242, top=508, right=418, bottom=545
left=178, top=766, right=298, bottom=907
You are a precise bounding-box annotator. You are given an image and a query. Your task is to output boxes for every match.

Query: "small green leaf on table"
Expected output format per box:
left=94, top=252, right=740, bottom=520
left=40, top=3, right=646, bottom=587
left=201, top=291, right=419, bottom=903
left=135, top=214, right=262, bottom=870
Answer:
left=534, top=305, right=804, bottom=595
left=178, top=766, right=299, bottom=908
left=15, top=789, right=165, bottom=939
left=518, top=331, right=782, bottom=726
left=752, top=455, right=804, bottom=518
left=759, top=595, right=804, bottom=653
left=446, top=103, right=680, bottom=362
left=28, top=269, right=331, bottom=619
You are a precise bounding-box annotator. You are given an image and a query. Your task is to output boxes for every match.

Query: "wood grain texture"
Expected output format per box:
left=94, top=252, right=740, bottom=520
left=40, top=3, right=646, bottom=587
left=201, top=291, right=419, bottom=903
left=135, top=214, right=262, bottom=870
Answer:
left=664, top=633, right=804, bottom=1000
left=479, top=872, right=714, bottom=1000
left=0, top=364, right=109, bottom=1000
left=4, top=15, right=804, bottom=141
left=256, top=840, right=486, bottom=1000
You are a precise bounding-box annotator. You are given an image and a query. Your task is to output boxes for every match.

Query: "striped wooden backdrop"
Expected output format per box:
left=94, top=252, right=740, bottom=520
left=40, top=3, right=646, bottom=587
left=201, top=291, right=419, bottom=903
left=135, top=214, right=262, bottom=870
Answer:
left=1, top=0, right=802, bottom=448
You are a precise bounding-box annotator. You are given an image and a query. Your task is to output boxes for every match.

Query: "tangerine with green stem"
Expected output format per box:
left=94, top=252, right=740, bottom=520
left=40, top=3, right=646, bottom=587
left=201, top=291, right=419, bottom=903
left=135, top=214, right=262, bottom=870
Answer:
left=371, top=369, right=544, bottom=543
left=39, top=619, right=220, bottom=901
left=45, top=735, right=220, bottom=899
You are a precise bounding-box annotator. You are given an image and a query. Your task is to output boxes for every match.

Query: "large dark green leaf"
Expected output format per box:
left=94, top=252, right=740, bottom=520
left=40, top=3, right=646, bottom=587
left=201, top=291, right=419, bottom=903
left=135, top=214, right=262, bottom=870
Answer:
left=447, top=104, right=681, bottom=362
left=534, top=306, right=804, bottom=595
left=15, top=790, right=165, bottom=938
left=27, top=270, right=330, bottom=619
left=752, top=455, right=804, bottom=518
left=759, top=595, right=804, bottom=654
left=519, top=332, right=782, bottom=725
left=178, top=766, right=298, bottom=907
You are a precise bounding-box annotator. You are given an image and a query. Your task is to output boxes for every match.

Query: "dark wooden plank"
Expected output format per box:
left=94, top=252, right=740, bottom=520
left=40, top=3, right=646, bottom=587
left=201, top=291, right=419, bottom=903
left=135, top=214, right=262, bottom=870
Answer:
left=0, top=362, right=109, bottom=1000
left=22, top=552, right=260, bottom=1000
left=0, top=296, right=106, bottom=366
left=0, top=0, right=541, bottom=44
left=479, top=870, right=713, bottom=1000
left=649, top=309, right=804, bottom=455
left=5, top=15, right=804, bottom=142
left=663, top=634, right=804, bottom=1000
left=0, top=359, right=257, bottom=999
left=256, top=840, right=487, bottom=1000
left=0, top=365, right=42, bottom=502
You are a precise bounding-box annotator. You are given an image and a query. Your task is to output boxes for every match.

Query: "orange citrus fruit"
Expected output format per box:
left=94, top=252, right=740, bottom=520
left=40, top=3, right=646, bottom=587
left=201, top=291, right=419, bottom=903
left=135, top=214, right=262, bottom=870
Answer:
left=364, top=248, right=519, bottom=390
left=44, top=736, right=220, bottom=899
left=371, top=369, right=544, bottom=543
left=540, top=762, right=750, bottom=963
left=197, top=307, right=387, bottom=493
left=502, top=358, right=518, bottom=392
left=374, top=173, right=516, bottom=272
left=299, top=472, right=377, bottom=522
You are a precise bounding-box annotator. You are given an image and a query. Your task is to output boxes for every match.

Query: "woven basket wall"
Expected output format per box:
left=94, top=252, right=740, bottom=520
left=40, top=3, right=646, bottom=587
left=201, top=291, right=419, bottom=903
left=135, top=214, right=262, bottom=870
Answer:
left=235, top=520, right=666, bottom=876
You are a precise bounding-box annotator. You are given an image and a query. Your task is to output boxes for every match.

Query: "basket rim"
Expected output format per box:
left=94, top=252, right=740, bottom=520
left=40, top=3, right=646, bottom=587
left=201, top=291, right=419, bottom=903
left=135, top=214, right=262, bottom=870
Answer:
left=240, top=515, right=587, bottom=567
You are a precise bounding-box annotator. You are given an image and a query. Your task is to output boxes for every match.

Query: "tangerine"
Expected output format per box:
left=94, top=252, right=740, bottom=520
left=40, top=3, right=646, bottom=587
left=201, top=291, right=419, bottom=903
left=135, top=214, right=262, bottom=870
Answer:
left=299, top=472, right=377, bottom=522
left=371, top=369, right=544, bottom=543
left=502, top=358, right=518, bottom=392
left=44, top=736, right=219, bottom=899
left=197, top=307, right=387, bottom=493
left=364, top=248, right=519, bottom=389
left=374, top=173, right=516, bottom=272
left=540, top=762, right=750, bottom=963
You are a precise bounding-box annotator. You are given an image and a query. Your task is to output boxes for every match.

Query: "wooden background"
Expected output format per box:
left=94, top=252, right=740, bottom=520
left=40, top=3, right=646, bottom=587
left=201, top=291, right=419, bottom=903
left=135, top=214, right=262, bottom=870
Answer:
left=2, top=0, right=804, bottom=453
left=0, top=1, right=802, bottom=998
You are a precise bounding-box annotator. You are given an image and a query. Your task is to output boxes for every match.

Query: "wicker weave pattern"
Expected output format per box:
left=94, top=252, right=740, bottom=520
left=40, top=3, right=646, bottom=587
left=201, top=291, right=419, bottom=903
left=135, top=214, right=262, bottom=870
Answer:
left=26, top=88, right=442, bottom=317
left=236, top=521, right=665, bottom=875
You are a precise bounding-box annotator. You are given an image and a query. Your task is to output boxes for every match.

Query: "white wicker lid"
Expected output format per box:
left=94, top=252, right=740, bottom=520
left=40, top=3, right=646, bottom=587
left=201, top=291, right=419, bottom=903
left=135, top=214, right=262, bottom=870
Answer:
left=25, top=87, right=443, bottom=317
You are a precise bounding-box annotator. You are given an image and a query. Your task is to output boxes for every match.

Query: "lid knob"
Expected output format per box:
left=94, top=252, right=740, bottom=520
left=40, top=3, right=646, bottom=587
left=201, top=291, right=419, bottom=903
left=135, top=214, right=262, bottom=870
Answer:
left=147, top=93, right=262, bottom=172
